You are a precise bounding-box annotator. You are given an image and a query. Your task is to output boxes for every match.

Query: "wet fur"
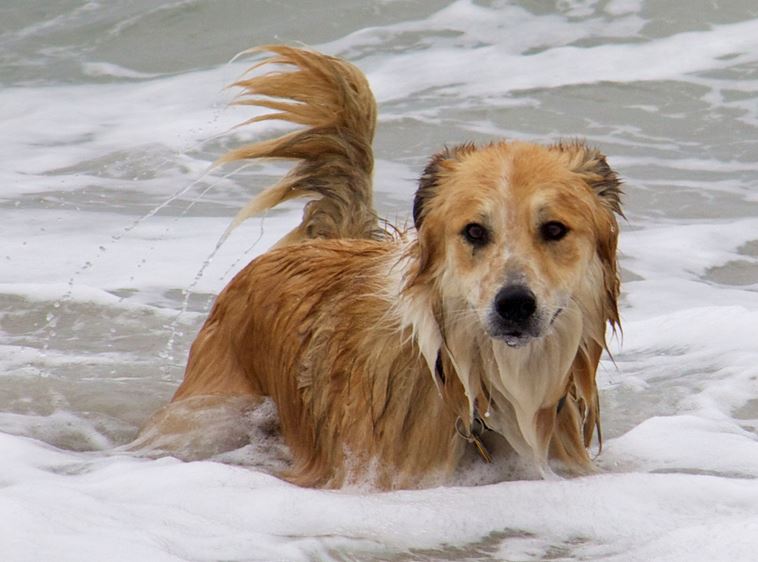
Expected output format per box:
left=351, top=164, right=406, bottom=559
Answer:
left=137, top=45, right=622, bottom=488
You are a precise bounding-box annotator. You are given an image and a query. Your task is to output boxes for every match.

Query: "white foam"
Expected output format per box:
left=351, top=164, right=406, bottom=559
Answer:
left=363, top=17, right=758, bottom=103
left=2, top=434, right=758, bottom=561
left=81, top=62, right=161, bottom=79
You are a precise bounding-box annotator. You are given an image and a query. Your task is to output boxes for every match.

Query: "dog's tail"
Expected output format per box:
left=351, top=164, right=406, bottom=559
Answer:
left=218, top=45, right=383, bottom=246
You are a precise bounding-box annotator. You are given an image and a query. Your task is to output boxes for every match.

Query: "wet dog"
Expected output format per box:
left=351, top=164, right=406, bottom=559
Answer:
left=136, top=45, right=622, bottom=488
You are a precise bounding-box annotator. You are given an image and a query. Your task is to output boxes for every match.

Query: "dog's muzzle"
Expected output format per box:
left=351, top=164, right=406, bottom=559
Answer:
left=488, top=284, right=541, bottom=347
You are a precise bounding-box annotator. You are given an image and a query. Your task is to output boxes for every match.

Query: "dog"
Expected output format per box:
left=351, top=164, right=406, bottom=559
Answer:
left=135, top=45, right=622, bottom=489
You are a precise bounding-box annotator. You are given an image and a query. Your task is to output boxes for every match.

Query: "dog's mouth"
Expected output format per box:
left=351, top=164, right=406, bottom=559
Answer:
left=500, top=330, right=534, bottom=348
left=487, top=321, right=542, bottom=347
left=487, top=308, right=564, bottom=348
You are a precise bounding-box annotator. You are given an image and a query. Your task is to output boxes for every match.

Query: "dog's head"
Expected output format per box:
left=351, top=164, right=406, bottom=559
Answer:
left=409, top=141, right=622, bottom=347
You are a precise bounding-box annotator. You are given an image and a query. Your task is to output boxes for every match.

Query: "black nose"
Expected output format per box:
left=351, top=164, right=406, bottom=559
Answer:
left=494, top=285, right=537, bottom=324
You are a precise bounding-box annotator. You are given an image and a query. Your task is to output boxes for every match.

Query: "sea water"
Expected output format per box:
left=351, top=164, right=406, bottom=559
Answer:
left=2, top=1, right=758, bottom=560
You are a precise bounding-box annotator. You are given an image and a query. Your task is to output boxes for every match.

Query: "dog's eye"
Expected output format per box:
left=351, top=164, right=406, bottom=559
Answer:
left=541, top=221, right=569, bottom=242
left=462, top=223, right=489, bottom=246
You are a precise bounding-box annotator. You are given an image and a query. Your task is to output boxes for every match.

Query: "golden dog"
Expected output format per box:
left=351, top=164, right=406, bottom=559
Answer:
left=136, top=45, right=622, bottom=489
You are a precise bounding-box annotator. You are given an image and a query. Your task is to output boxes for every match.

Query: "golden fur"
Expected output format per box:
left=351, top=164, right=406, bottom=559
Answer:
left=136, top=45, right=622, bottom=489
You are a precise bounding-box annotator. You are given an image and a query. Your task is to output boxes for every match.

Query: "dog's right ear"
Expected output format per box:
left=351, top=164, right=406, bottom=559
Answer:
left=413, top=150, right=448, bottom=231
left=410, top=144, right=479, bottom=286
left=411, top=147, right=457, bottom=285
left=413, top=144, right=476, bottom=230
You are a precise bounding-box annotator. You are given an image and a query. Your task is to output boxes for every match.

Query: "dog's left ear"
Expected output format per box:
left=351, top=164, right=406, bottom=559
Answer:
left=552, top=141, right=623, bottom=217
left=554, top=141, right=623, bottom=329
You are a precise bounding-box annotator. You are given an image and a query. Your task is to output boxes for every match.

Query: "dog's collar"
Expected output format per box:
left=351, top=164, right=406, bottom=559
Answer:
left=440, top=350, right=573, bottom=466
left=436, top=349, right=493, bottom=463
left=455, top=412, right=493, bottom=464
left=442, top=346, right=574, bottom=466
